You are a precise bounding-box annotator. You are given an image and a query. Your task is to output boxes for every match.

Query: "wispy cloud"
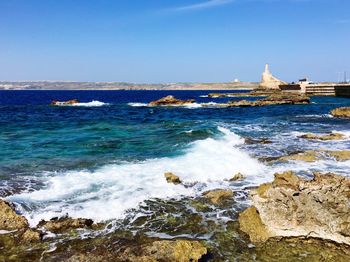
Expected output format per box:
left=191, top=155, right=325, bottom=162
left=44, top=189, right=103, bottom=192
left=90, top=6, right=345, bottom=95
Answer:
left=172, top=0, right=234, bottom=12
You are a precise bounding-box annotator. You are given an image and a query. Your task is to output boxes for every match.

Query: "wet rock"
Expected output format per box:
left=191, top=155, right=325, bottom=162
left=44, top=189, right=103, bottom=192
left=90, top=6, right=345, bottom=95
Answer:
left=139, top=240, right=207, bottom=262
left=230, top=173, right=245, bottom=182
left=326, top=150, right=350, bottom=161
left=278, top=150, right=350, bottom=163
left=244, top=137, right=272, bottom=145
left=148, top=95, right=195, bottom=106
left=299, top=132, right=345, bottom=141
left=37, top=216, right=94, bottom=233
left=164, top=172, right=181, bottom=185
left=19, top=228, right=43, bottom=243
left=331, top=107, right=350, bottom=118
left=279, top=150, right=321, bottom=162
left=203, top=189, right=234, bottom=205
left=0, top=199, right=28, bottom=230
left=239, top=171, right=350, bottom=245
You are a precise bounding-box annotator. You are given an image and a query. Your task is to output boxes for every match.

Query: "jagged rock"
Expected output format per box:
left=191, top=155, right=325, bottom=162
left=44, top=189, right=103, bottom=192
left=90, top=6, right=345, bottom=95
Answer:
left=0, top=199, right=28, bottom=230
left=230, top=173, right=245, bottom=182
left=258, top=93, right=310, bottom=105
left=37, top=216, right=94, bottom=233
left=148, top=96, right=195, bottom=106
left=331, top=107, right=350, bottom=118
left=203, top=189, right=234, bottom=205
left=164, top=172, right=181, bottom=185
left=259, top=64, right=287, bottom=89
left=239, top=171, right=350, bottom=245
left=299, top=133, right=345, bottom=141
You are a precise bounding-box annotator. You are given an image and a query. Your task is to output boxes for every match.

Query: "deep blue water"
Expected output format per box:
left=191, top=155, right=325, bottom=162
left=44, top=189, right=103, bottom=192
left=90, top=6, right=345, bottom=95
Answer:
left=0, top=90, right=350, bottom=224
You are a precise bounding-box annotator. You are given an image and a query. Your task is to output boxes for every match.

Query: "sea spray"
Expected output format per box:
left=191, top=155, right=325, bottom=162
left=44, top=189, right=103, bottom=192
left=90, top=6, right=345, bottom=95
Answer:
left=7, top=127, right=267, bottom=226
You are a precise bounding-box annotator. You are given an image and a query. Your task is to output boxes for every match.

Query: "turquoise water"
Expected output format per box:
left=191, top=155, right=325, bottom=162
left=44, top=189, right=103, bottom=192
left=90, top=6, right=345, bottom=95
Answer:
left=0, top=90, right=350, bottom=227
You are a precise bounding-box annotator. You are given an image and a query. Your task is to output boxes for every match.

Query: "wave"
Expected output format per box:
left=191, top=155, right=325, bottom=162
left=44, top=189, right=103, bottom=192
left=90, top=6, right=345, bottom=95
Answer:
left=128, top=102, right=148, bottom=107
left=70, top=101, right=109, bottom=107
left=7, top=127, right=267, bottom=226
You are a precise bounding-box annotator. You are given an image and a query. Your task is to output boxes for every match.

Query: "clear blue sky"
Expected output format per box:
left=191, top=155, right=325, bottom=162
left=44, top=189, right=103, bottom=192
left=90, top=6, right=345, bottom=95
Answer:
left=0, top=0, right=349, bottom=83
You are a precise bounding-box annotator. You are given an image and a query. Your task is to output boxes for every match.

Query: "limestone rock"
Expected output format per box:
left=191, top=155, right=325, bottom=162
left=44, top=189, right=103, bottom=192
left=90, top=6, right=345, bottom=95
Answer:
left=37, top=216, right=94, bottom=233
left=331, top=107, right=350, bottom=118
left=259, top=64, right=287, bottom=89
left=19, top=228, right=42, bottom=243
left=164, top=172, right=181, bottom=185
left=299, top=133, right=345, bottom=141
left=239, top=171, right=350, bottom=245
left=278, top=150, right=350, bottom=163
left=0, top=199, right=28, bottom=230
left=230, top=173, right=245, bottom=181
left=203, top=189, right=234, bottom=205
left=148, top=96, right=195, bottom=106
left=140, top=240, right=207, bottom=262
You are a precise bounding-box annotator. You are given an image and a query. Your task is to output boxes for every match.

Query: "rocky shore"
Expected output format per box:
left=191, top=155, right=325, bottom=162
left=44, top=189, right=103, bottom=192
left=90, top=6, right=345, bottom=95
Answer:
left=148, top=93, right=310, bottom=108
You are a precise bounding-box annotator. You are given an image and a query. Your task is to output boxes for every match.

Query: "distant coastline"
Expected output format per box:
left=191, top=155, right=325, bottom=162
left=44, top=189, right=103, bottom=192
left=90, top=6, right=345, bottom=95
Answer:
left=0, top=81, right=257, bottom=90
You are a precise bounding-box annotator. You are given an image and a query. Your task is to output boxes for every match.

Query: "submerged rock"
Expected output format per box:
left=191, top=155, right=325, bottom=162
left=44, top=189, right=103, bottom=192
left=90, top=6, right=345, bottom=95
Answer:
left=331, top=107, right=350, bottom=118
left=37, top=216, right=94, bottom=233
left=0, top=199, right=28, bottom=230
left=164, top=172, right=181, bottom=185
left=244, top=137, right=272, bottom=145
left=299, top=132, right=345, bottom=141
left=203, top=189, right=234, bottom=205
left=148, top=95, right=195, bottom=106
left=239, top=171, right=350, bottom=245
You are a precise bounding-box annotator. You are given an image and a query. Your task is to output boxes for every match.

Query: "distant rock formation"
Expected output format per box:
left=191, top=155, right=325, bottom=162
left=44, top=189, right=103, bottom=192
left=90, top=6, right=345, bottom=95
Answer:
left=259, top=64, right=287, bottom=89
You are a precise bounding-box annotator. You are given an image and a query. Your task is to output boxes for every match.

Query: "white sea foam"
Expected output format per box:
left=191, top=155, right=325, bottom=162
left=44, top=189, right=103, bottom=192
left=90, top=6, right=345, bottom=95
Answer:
left=7, top=127, right=267, bottom=226
left=128, top=102, right=148, bottom=107
left=70, top=101, right=109, bottom=107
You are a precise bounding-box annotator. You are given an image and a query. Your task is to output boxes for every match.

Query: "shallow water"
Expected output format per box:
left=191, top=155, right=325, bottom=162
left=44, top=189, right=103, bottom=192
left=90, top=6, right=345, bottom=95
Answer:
left=1, top=90, right=350, bottom=259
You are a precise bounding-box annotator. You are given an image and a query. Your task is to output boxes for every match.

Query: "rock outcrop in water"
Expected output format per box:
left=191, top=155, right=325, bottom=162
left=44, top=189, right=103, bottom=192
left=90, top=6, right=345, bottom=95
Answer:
left=239, top=171, right=350, bottom=245
left=331, top=107, right=350, bottom=118
left=212, top=93, right=310, bottom=108
left=164, top=172, right=182, bottom=185
left=299, top=132, right=345, bottom=141
left=37, top=216, right=94, bottom=233
left=203, top=189, right=234, bottom=205
left=50, top=99, right=79, bottom=106
left=148, top=95, right=195, bottom=106
left=277, top=150, right=350, bottom=162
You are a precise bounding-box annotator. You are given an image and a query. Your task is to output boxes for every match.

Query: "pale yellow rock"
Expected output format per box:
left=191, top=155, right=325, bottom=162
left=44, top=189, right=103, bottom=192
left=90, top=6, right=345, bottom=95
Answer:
left=203, top=189, right=234, bottom=205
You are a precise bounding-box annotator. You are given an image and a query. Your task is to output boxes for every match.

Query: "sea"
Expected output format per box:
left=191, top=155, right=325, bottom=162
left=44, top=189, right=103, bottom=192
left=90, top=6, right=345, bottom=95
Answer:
left=1, top=90, right=350, bottom=258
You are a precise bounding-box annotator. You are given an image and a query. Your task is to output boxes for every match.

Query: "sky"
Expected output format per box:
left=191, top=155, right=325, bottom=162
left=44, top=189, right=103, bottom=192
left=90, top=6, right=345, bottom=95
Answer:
left=0, top=0, right=349, bottom=83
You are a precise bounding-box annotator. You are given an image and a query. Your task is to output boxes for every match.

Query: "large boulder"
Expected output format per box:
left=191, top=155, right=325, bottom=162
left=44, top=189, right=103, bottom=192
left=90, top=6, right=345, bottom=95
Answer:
left=331, top=107, right=350, bottom=118
left=148, top=96, right=195, bottom=106
left=239, top=171, right=350, bottom=245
